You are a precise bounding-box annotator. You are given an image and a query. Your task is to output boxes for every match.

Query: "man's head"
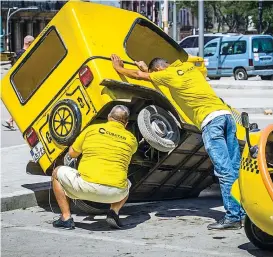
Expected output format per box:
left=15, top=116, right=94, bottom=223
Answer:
left=23, top=35, right=35, bottom=49
left=148, top=58, right=169, bottom=72
left=108, top=105, right=130, bottom=126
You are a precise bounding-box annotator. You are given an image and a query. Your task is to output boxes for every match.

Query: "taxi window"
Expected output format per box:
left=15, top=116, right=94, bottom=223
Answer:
left=11, top=28, right=67, bottom=104
left=125, top=19, right=187, bottom=64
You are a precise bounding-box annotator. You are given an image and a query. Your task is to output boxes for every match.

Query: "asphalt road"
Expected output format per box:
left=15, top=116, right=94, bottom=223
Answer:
left=2, top=189, right=272, bottom=257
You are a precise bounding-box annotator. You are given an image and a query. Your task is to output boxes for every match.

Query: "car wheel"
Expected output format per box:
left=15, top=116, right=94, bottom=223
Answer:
left=261, top=75, right=273, bottom=80
left=208, top=77, right=220, bottom=80
left=49, top=99, right=82, bottom=146
left=244, top=215, right=273, bottom=251
left=74, top=200, right=109, bottom=215
left=137, top=105, right=180, bottom=152
left=234, top=68, right=248, bottom=80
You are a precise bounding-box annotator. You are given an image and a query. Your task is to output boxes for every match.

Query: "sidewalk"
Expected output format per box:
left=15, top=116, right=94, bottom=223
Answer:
left=1, top=145, right=51, bottom=212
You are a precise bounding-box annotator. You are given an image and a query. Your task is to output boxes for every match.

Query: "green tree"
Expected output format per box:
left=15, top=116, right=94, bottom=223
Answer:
left=177, top=1, right=273, bottom=34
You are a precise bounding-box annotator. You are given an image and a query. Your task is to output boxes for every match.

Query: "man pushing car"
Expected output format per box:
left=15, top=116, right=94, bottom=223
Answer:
left=111, top=54, right=245, bottom=230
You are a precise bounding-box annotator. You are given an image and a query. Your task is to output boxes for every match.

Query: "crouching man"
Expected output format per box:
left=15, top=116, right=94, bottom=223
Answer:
left=52, top=105, right=137, bottom=229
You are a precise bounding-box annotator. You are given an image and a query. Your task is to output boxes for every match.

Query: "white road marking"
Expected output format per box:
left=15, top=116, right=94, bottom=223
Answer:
left=2, top=224, right=237, bottom=257
left=0, top=144, right=28, bottom=151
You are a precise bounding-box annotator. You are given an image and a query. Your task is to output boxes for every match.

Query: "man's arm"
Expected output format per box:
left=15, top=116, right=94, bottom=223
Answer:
left=111, top=54, right=151, bottom=81
left=68, top=146, right=81, bottom=158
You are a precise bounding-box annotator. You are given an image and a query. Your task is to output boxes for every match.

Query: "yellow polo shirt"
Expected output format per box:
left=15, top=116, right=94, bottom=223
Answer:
left=72, top=121, right=138, bottom=189
left=149, top=60, right=230, bottom=129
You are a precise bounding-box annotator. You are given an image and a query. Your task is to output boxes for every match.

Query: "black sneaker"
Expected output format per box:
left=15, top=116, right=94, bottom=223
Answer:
left=106, top=210, right=123, bottom=229
left=207, top=217, right=242, bottom=230
left=53, top=217, right=75, bottom=230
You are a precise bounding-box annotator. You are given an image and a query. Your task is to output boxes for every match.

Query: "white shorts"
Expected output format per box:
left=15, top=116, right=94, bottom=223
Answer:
left=57, top=166, right=131, bottom=204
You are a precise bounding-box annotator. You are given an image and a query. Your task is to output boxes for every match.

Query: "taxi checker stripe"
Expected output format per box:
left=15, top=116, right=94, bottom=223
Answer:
left=240, top=157, right=259, bottom=174
left=231, top=110, right=242, bottom=125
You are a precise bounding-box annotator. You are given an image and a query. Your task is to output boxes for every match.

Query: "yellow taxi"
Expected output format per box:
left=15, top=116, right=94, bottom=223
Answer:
left=1, top=1, right=245, bottom=213
left=232, top=113, right=273, bottom=251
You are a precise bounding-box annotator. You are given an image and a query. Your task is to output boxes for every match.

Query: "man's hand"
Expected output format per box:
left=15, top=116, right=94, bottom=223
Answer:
left=111, top=54, right=151, bottom=81
left=111, top=54, right=124, bottom=71
left=135, top=61, right=148, bottom=72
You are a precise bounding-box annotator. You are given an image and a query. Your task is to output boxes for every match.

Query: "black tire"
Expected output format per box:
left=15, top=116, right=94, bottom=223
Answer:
left=261, top=75, right=273, bottom=81
left=234, top=68, right=248, bottom=80
left=208, top=77, right=220, bottom=80
left=244, top=215, right=273, bottom=251
left=49, top=99, right=82, bottom=146
left=137, top=105, right=180, bottom=152
left=74, top=200, right=109, bottom=215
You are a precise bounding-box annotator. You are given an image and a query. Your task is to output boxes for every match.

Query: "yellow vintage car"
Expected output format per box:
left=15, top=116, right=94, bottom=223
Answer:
left=232, top=114, right=273, bottom=251
left=1, top=1, right=245, bottom=213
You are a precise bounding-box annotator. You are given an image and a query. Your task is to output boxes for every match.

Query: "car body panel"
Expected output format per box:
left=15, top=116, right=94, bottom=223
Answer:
left=231, top=126, right=273, bottom=236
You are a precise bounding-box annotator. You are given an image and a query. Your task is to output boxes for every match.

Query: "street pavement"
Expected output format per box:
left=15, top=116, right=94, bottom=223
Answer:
left=2, top=188, right=272, bottom=257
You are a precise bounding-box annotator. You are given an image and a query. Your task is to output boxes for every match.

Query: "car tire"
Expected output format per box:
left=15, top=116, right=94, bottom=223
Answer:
left=49, top=99, right=82, bottom=146
left=261, top=75, right=273, bottom=80
left=74, top=200, right=109, bottom=215
left=244, top=215, right=273, bottom=251
left=234, top=68, right=248, bottom=80
left=137, top=105, right=180, bottom=152
left=208, top=77, right=220, bottom=80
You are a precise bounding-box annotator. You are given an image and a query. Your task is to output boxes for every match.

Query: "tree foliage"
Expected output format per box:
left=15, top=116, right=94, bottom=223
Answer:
left=177, top=1, right=273, bottom=34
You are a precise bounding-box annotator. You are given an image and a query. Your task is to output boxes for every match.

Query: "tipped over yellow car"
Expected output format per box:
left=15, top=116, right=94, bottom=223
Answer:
left=1, top=1, right=245, bottom=213
left=232, top=113, right=273, bottom=251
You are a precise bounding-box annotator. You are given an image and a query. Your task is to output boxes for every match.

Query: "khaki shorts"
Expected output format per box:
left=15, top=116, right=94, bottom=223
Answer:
left=57, top=166, right=131, bottom=204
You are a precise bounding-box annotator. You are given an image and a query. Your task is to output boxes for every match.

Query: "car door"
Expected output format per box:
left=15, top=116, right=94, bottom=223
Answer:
left=252, top=36, right=273, bottom=69
left=204, top=40, right=220, bottom=76
left=219, top=40, right=248, bottom=76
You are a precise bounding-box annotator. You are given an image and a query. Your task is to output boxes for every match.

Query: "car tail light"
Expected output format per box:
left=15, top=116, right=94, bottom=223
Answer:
left=249, top=59, right=253, bottom=66
left=26, top=127, right=39, bottom=147
left=79, top=65, right=93, bottom=87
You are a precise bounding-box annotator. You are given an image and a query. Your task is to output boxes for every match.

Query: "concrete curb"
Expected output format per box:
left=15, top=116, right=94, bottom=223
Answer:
left=210, top=83, right=273, bottom=90
left=1, top=182, right=54, bottom=212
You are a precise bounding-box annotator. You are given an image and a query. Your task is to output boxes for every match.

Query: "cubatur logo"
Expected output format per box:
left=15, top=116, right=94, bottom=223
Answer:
left=177, top=70, right=184, bottom=76
left=99, top=128, right=126, bottom=140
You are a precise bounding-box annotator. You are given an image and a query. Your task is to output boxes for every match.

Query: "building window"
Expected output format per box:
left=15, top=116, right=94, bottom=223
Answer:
left=125, top=18, right=187, bottom=65
left=11, top=28, right=67, bottom=103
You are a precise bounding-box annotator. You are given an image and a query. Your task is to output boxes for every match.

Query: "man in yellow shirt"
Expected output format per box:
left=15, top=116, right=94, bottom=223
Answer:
left=111, top=54, right=245, bottom=230
left=52, top=105, right=138, bottom=229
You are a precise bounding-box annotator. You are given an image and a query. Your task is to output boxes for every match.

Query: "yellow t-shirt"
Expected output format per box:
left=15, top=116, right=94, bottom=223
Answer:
left=72, top=121, right=138, bottom=189
left=149, top=60, right=230, bottom=129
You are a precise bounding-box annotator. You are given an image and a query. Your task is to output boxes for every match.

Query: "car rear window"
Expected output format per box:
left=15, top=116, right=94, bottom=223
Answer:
left=252, top=37, right=273, bottom=53
left=11, top=28, right=67, bottom=104
left=125, top=19, right=187, bottom=64
left=180, top=37, right=196, bottom=48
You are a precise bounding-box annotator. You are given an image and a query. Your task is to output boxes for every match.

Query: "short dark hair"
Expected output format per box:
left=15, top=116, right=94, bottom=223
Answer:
left=109, top=105, right=130, bottom=124
left=148, top=58, right=168, bottom=71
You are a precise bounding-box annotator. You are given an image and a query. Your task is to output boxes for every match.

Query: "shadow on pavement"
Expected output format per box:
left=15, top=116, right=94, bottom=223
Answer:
left=238, top=242, right=273, bottom=257
left=38, top=192, right=224, bottom=232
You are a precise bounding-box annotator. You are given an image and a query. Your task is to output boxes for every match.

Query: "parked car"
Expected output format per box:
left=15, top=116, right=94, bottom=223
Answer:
left=204, top=34, right=273, bottom=80
left=1, top=1, right=245, bottom=213
left=232, top=113, right=273, bottom=251
left=179, top=33, right=238, bottom=56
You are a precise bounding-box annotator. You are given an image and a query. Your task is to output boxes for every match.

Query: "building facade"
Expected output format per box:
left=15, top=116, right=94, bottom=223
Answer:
left=120, top=1, right=197, bottom=40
